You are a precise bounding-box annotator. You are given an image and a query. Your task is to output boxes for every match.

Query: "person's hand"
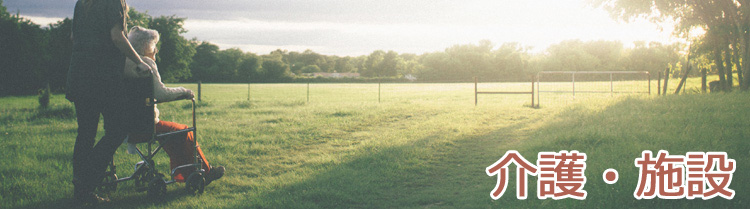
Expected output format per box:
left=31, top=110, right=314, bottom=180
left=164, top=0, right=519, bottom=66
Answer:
left=185, top=90, right=195, bottom=99
left=176, top=90, right=195, bottom=100
left=136, top=62, right=151, bottom=76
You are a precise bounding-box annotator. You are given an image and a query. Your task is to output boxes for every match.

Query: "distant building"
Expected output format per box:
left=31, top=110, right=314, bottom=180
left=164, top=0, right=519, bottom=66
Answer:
left=303, top=72, right=361, bottom=78
left=404, top=74, right=417, bottom=81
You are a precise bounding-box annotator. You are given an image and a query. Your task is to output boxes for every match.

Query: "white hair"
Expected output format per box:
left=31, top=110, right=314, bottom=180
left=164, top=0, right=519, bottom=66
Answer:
left=127, top=26, right=159, bottom=55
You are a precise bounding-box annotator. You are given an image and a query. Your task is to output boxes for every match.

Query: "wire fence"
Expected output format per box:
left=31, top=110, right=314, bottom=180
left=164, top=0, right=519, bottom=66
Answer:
left=535, top=71, right=651, bottom=107
left=167, top=77, right=655, bottom=108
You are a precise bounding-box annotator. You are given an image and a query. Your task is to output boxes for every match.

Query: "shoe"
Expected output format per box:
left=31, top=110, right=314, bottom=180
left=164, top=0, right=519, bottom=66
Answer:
left=73, top=179, right=109, bottom=205
left=206, top=166, right=225, bottom=185
left=73, top=192, right=110, bottom=205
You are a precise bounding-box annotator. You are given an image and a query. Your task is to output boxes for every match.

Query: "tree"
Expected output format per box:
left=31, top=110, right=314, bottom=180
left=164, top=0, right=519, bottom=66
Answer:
left=492, top=42, right=530, bottom=79
left=446, top=41, right=493, bottom=80
left=190, top=41, right=219, bottom=82
left=301, top=65, right=321, bottom=73
left=287, top=49, right=328, bottom=73
left=0, top=7, right=48, bottom=95
left=622, top=41, right=682, bottom=77
left=127, top=8, right=151, bottom=28
left=419, top=52, right=451, bottom=81
left=362, top=50, right=385, bottom=77
left=378, top=50, right=402, bottom=77
left=238, top=52, right=262, bottom=82
left=592, top=0, right=750, bottom=90
left=321, top=56, right=337, bottom=73
left=46, top=18, right=73, bottom=92
left=0, top=0, right=6, bottom=19
left=214, top=48, right=244, bottom=82
left=149, top=15, right=195, bottom=82
left=264, top=49, right=286, bottom=62
left=544, top=40, right=602, bottom=72
left=418, top=40, right=504, bottom=82
left=261, top=58, right=291, bottom=82
left=582, top=40, right=624, bottom=71
left=333, top=56, right=354, bottom=73
left=398, top=53, right=423, bottom=77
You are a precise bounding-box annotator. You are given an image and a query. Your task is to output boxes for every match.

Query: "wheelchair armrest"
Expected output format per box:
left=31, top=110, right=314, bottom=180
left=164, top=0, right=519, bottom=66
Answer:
left=153, top=97, right=194, bottom=104
left=156, top=127, right=196, bottom=139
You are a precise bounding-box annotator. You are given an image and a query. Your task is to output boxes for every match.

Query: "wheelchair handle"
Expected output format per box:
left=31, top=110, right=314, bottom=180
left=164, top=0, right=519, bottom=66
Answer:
left=145, top=97, right=155, bottom=106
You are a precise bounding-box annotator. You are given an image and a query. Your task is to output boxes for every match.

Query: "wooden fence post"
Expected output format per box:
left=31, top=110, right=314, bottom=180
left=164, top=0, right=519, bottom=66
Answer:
left=474, top=77, right=478, bottom=106
left=701, top=68, right=707, bottom=93
left=198, top=81, right=202, bottom=101
left=531, top=75, right=535, bottom=108
left=657, top=72, right=661, bottom=96
left=648, top=72, right=651, bottom=95
left=662, top=68, right=670, bottom=95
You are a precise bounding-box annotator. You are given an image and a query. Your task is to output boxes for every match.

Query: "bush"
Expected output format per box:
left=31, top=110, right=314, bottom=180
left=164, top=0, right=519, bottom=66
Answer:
left=38, top=84, right=50, bottom=109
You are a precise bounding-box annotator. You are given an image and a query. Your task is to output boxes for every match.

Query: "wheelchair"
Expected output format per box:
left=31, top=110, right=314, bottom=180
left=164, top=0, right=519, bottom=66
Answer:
left=96, top=76, right=206, bottom=198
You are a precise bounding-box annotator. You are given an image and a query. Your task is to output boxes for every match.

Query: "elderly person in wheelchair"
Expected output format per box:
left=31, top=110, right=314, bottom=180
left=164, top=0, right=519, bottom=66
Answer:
left=123, top=26, right=224, bottom=185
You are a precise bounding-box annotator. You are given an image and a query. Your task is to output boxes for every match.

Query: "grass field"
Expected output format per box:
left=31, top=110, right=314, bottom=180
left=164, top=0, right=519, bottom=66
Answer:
left=1, top=77, right=748, bottom=208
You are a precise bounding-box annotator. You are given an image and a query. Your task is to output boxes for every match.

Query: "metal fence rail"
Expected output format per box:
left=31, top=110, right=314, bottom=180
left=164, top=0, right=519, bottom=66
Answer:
left=536, top=71, right=651, bottom=106
left=474, top=76, right=536, bottom=107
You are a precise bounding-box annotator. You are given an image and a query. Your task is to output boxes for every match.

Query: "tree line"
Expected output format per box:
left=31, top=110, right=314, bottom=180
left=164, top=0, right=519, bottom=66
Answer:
left=2, top=0, right=740, bottom=96
left=592, top=0, right=750, bottom=92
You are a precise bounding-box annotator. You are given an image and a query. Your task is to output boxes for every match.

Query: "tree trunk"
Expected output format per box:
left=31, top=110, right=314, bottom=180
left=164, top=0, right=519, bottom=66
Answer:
left=725, top=46, right=734, bottom=90
left=674, top=64, right=692, bottom=94
left=734, top=38, right=743, bottom=88
left=676, top=42, right=693, bottom=94
left=741, top=3, right=750, bottom=91
left=663, top=67, right=670, bottom=95
left=744, top=31, right=750, bottom=91
left=701, top=68, right=707, bottom=93
left=715, top=48, right=728, bottom=91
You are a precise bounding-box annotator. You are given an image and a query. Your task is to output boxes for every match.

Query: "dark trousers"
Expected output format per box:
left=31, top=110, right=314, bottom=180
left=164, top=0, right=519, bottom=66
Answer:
left=72, top=96, right=127, bottom=193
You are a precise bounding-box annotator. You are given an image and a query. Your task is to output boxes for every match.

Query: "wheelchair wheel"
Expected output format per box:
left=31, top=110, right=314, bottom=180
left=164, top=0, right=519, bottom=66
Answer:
left=134, top=166, right=153, bottom=188
left=98, top=172, right=118, bottom=193
left=147, top=176, right=167, bottom=199
left=185, top=172, right=205, bottom=195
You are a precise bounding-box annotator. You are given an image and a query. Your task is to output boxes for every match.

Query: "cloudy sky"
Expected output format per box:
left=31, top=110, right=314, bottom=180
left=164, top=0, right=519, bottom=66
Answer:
left=4, top=0, right=677, bottom=56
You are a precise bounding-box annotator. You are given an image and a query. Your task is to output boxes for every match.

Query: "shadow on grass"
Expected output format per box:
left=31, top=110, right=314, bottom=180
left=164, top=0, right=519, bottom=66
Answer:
left=1, top=104, right=75, bottom=123
left=233, top=94, right=749, bottom=208
left=12, top=183, right=202, bottom=209
left=507, top=94, right=749, bottom=208
left=29, top=105, right=76, bottom=121
left=232, top=114, right=539, bottom=208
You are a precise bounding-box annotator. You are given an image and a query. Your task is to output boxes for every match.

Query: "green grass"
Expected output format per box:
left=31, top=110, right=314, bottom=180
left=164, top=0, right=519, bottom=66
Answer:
left=1, top=77, right=748, bottom=208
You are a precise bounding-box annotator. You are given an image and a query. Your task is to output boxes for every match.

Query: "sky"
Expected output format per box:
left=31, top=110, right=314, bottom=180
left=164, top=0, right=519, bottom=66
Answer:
left=4, top=0, right=678, bottom=56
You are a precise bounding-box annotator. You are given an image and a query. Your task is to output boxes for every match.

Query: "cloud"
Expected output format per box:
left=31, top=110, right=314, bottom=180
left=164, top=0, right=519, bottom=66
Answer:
left=3, top=0, right=73, bottom=17
left=183, top=19, right=456, bottom=55
left=6, top=0, right=504, bottom=24
left=5, top=0, right=675, bottom=56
